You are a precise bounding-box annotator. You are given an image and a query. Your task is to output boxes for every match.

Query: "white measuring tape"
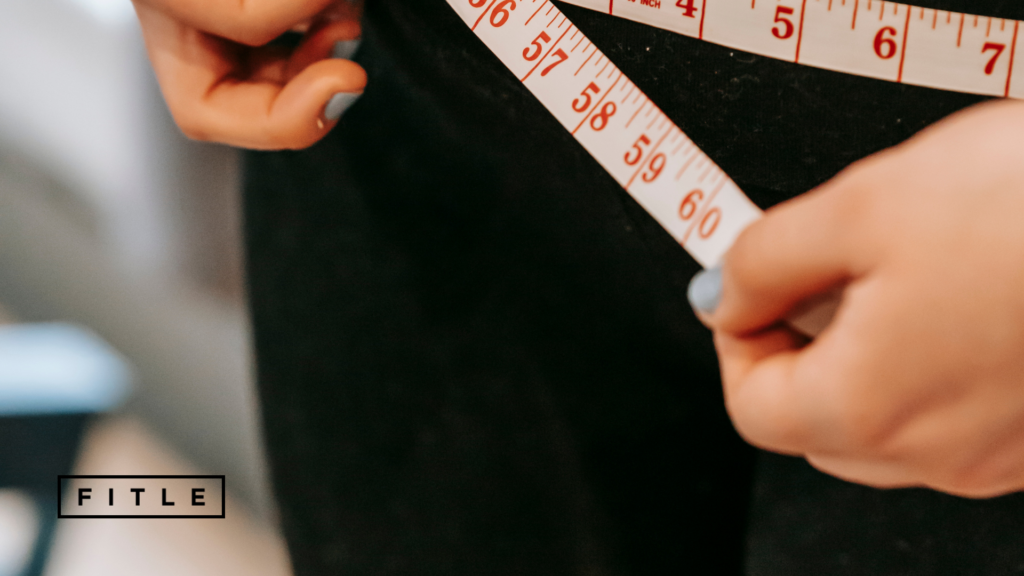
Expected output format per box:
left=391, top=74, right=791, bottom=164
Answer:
left=561, top=0, right=1024, bottom=99
left=448, top=0, right=764, bottom=269
left=445, top=0, right=994, bottom=333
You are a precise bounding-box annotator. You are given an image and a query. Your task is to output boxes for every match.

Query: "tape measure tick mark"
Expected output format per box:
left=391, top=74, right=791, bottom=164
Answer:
left=471, top=0, right=499, bottom=31
left=1005, top=21, right=1020, bottom=96
left=897, top=7, right=911, bottom=83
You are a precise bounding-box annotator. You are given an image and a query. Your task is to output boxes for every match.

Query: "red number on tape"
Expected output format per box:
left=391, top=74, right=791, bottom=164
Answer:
left=874, top=26, right=898, bottom=59
left=773, top=7, right=796, bottom=40
left=983, top=42, right=1006, bottom=75
left=677, top=0, right=699, bottom=18
left=642, top=153, right=667, bottom=183
left=591, top=102, right=618, bottom=131
left=679, top=189, right=704, bottom=220
left=491, top=0, right=517, bottom=27
left=572, top=83, right=601, bottom=112
left=541, top=49, right=570, bottom=76
left=625, top=134, right=652, bottom=165
left=699, top=208, right=721, bottom=239
left=524, top=32, right=551, bottom=61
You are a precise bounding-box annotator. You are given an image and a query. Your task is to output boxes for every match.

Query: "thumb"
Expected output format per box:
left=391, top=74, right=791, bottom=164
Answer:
left=689, top=182, right=861, bottom=335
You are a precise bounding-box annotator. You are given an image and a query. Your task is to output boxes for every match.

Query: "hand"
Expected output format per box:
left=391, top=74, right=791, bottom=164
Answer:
left=132, top=0, right=366, bottom=149
left=691, top=100, right=1024, bottom=498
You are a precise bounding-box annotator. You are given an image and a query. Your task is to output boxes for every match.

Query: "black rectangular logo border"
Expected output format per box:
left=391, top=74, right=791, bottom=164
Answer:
left=58, top=475, right=226, bottom=519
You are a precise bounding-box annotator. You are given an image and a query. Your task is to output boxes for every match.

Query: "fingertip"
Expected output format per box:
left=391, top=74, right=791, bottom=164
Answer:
left=332, top=39, right=361, bottom=60
left=687, top=266, right=723, bottom=317
left=713, top=191, right=854, bottom=335
left=286, top=19, right=362, bottom=77
left=272, top=60, right=366, bottom=149
left=715, top=327, right=813, bottom=454
left=805, top=455, right=919, bottom=490
left=324, top=91, right=361, bottom=121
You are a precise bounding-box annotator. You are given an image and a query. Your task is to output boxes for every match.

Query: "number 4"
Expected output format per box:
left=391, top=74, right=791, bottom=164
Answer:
left=677, top=0, right=698, bottom=18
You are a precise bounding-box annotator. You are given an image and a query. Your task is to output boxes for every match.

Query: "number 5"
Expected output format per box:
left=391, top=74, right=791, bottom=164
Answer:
left=572, top=83, right=601, bottom=113
left=523, top=32, right=551, bottom=61
left=772, top=6, right=795, bottom=40
left=625, top=134, right=652, bottom=166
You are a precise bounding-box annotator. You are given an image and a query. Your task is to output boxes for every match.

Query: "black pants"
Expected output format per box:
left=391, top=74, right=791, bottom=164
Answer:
left=243, top=1, right=1024, bottom=574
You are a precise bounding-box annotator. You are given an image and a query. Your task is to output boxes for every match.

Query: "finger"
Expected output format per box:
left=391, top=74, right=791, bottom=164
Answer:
left=719, top=293, right=918, bottom=459
left=285, top=17, right=363, bottom=79
left=710, top=175, right=874, bottom=336
left=805, top=454, right=919, bottom=489
left=240, top=18, right=362, bottom=84
left=138, top=5, right=366, bottom=149
left=715, top=328, right=818, bottom=454
left=192, top=59, right=364, bottom=149
left=245, top=44, right=293, bottom=83
left=132, top=0, right=340, bottom=46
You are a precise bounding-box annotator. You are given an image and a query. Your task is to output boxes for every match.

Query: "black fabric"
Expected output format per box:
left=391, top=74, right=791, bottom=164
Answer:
left=243, top=1, right=1024, bottom=575
left=746, top=454, right=1024, bottom=575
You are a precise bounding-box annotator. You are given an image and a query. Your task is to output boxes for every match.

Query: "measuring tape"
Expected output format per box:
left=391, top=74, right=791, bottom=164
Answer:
left=560, top=0, right=1023, bottom=99
left=448, top=0, right=764, bottom=270
left=445, top=0, right=1000, bottom=333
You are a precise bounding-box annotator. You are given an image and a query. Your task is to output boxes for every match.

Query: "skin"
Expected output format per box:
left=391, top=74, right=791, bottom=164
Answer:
left=133, top=0, right=1024, bottom=498
left=706, top=100, right=1024, bottom=498
left=132, top=0, right=366, bottom=150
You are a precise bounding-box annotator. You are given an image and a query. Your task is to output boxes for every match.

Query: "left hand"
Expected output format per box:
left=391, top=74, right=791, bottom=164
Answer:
left=692, top=100, right=1024, bottom=498
left=133, top=0, right=366, bottom=149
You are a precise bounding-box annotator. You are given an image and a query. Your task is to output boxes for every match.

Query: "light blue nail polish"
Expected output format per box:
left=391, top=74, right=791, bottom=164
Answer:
left=325, top=92, right=360, bottom=120
left=687, top=266, right=723, bottom=315
left=332, top=39, right=361, bottom=60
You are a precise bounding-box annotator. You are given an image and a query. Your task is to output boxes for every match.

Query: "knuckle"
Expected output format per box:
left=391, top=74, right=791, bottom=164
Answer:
left=227, top=24, right=280, bottom=48
left=724, top=394, right=806, bottom=453
left=171, top=109, right=211, bottom=143
left=823, top=165, right=884, bottom=229
left=823, top=388, right=898, bottom=453
left=266, top=122, right=301, bottom=149
left=210, top=12, right=284, bottom=47
left=723, top=395, right=766, bottom=448
left=936, top=462, right=1012, bottom=499
left=936, top=476, right=992, bottom=499
left=723, top=224, right=766, bottom=289
left=228, top=3, right=313, bottom=47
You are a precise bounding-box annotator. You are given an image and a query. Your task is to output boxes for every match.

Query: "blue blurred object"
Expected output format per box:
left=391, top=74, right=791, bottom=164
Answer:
left=0, top=323, right=131, bottom=576
left=0, top=323, right=131, bottom=416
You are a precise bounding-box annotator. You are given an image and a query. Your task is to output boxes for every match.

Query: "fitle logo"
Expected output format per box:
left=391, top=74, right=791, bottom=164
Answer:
left=58, top=475, right=225, bottom=519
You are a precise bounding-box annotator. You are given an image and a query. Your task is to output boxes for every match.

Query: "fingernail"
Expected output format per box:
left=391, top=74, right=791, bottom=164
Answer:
left=332, top=39, right=361, bottom=60
left=324, top=92, right=360, bottom=120
left=687, top=266, right=723, bottom=315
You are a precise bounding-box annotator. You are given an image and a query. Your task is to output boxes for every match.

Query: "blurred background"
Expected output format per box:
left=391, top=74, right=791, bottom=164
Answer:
left=0, top=0, right=291, bottom=573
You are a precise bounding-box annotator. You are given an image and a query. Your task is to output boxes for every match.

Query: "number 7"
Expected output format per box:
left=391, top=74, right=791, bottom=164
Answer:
left=540, top=49, right=569, bottom=77
left=983, top=42, right=1006, bottom=76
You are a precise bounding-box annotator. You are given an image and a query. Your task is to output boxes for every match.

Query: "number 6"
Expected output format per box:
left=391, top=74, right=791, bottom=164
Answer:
left=873, top=26, right=897, bottom=59
left=490, top=0, right=516, bottom=27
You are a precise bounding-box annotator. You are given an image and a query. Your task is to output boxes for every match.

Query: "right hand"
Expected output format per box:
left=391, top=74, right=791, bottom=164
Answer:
left=132, top=0, right=367, bottom=150
left=699, top=100, right=1024, bottom=498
